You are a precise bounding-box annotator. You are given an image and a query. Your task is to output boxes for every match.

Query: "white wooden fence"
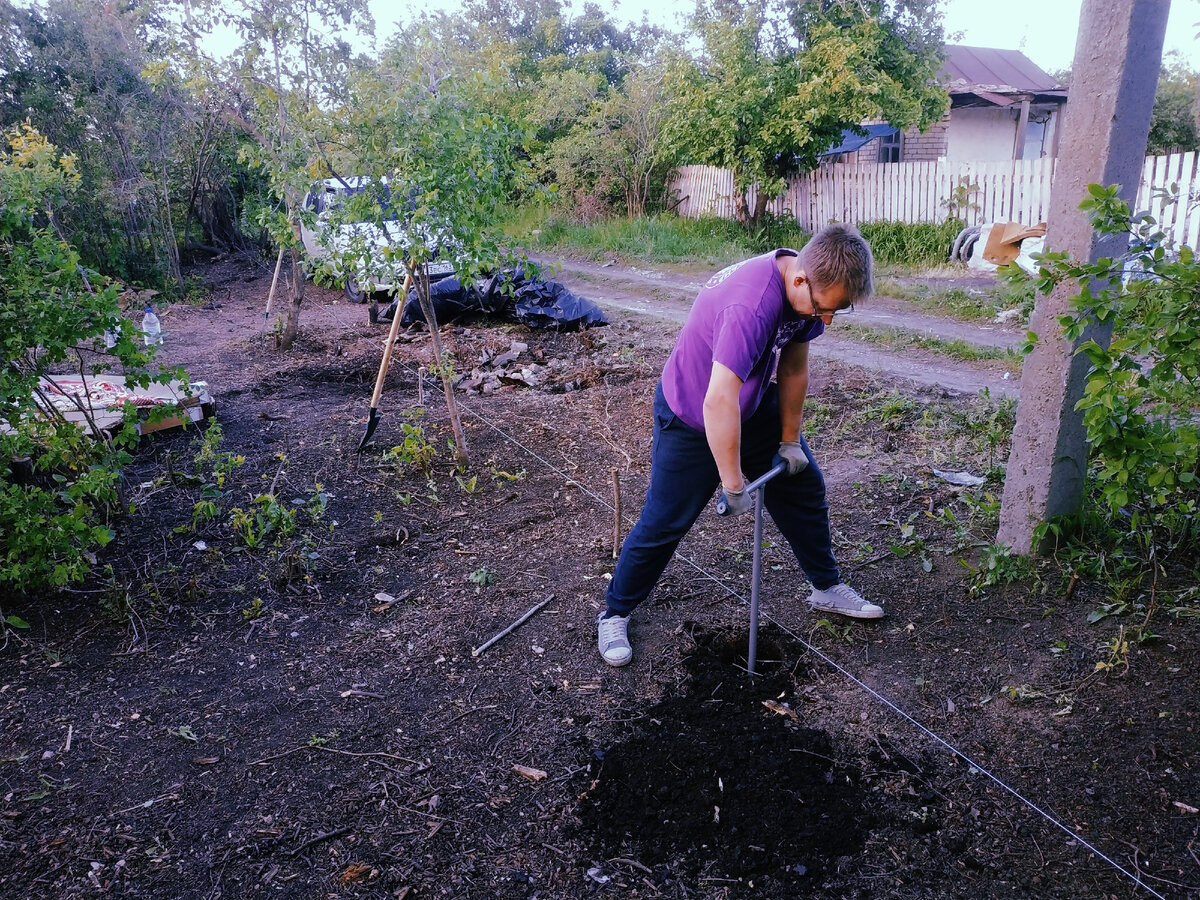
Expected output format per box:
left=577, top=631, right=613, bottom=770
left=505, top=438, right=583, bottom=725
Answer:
left=1139, top=152, right=1200, bottom=251
left=672, top=152, right=1200, bottom=249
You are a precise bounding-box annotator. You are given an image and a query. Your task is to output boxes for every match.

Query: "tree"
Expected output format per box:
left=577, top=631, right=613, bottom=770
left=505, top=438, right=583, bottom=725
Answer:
left=666, top=0, right=948, bottom=226
left=1147, top=60, right=1199, bottom=154
left=548, top=61, right=678, bottom=218
left=0, top=0, right=199, bottom=291
left=175, top=0, right=374, bottom=351
left=316, top=28, right=536, bottom=465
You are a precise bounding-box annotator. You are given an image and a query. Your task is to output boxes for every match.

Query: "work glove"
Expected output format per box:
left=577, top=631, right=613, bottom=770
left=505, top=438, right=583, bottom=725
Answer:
left=716, top=483, right=753, bottom=517
left=773, top=441, right=809, bottom=477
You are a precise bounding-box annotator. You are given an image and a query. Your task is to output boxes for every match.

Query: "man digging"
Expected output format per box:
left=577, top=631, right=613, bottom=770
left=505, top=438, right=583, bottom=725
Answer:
left=598, top=224, right=883, bottom=668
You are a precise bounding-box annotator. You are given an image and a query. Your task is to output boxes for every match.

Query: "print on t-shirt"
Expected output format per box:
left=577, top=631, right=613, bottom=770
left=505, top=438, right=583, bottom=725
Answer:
left=704, top=258, right=750, bottom=290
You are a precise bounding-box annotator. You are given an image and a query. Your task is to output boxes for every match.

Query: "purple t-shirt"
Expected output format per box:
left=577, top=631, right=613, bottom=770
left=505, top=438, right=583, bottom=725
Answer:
left=662, top=249, right=824, bottom=431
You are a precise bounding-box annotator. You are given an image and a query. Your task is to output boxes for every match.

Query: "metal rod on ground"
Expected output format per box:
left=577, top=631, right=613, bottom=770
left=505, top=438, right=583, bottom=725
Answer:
left=611, top=468, right=621, bottom=559
left=749, top=486, right=764, bottom=675
left=472, top=594, right=556, bottom=657
left=262, top=246, right=285, bottom=345
left=717, top=460, right=787, bottom=675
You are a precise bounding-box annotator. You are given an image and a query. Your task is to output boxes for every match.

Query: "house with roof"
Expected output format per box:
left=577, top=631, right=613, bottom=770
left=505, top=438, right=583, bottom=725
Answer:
left=821, top=45, right=1068, bottom=165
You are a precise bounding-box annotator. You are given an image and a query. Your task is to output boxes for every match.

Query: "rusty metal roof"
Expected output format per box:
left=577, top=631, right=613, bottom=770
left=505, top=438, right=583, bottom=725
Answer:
left=944, top=45, right=1066, bottom=99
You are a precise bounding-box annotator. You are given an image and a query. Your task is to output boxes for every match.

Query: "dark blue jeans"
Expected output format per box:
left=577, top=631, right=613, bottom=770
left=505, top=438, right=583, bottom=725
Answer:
left=605, top=382, right=841, bottom=617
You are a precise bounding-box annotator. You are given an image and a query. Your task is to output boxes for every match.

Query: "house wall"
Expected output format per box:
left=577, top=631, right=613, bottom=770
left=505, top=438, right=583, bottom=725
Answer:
left=945, top=105, right=1062, bottom=161
left=823, top=103, right=1061, bottom=167
left=946, top=107, right=1018, bottom=161
left=902, top=117, right=949, bottom=162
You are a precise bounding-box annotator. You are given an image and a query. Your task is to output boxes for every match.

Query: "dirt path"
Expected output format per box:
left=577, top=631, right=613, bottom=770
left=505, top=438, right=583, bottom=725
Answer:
left=538, top=253, right=1022, bottom=397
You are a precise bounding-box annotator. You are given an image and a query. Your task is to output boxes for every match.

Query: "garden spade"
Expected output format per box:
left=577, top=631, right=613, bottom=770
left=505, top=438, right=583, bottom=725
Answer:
left=717, top=460, right=787, bottom=675
left=357, top=271, right=412, bottom=451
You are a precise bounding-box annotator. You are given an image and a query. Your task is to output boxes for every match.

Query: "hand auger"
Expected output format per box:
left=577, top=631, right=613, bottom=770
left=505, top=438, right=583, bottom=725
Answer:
left=717, top=460, right=787, bottom=675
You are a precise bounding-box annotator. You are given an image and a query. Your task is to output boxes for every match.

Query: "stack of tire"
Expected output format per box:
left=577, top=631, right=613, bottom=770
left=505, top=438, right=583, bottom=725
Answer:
left=951, top=225, right=982, bottom=264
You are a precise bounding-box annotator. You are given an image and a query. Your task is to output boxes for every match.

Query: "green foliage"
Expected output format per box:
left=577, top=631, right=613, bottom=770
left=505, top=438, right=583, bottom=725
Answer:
left=664, top=0, right=948, bottom=225
left=1039, top=183, right=1200, bottom=556
left=468, top=567, right=496, bottom=587
left=0, top=1, right=253, bottom=294
left=227, top=494, right=297, bottom=550
left=996, top=265, right=1038, bottom=319
left=181, top=423, right=244, bottom=532
left=0, top=124, right=176, bottom=594
left=381, top=417, right=437, bottom=474
left=858, top=220, right=964, bottom=269
left=945, top=176, right=981, bottom=220
left=544, top=63, right=678, bottom=219
left=1147, top=61, right=1199, bottom=154
left=963, top=543, right=1037, bottom=597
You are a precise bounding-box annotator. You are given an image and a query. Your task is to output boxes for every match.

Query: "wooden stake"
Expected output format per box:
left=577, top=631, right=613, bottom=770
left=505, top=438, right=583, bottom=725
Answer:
left=472, top=594, right=555, bottom=657
left=262, top=246, right=285, bottom=344
left=611, top=468, right=622, bottom=559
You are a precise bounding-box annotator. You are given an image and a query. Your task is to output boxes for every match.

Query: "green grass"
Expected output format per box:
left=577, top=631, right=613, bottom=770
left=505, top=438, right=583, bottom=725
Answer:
left=857, top=220, right=965, bottom=269
left=513, top=209, right=813, bottom=267
left=873, top=276, right=1036, bottom=325
left=836, top=322, right=1023, bottom=373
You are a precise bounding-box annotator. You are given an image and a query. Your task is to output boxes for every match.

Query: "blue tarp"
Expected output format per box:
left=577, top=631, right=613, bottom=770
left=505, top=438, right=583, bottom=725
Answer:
left=820, top=124, right=899, bottom=157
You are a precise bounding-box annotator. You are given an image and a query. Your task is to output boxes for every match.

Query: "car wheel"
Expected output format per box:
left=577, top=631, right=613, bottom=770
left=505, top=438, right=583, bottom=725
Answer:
left=345, top=278, right=368, bottom=304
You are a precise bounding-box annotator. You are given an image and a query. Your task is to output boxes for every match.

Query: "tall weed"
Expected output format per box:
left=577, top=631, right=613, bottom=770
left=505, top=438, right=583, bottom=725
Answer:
left=857, top=220, right=964, bottom=269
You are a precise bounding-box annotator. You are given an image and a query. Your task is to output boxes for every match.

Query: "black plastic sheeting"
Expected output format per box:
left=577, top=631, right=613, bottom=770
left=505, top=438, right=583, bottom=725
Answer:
left=384, top=268, right=608, bottom=331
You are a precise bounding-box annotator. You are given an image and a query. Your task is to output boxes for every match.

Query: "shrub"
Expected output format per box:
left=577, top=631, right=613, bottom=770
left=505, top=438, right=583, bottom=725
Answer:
left=1039, top=183, right=1200, bottom=558
left=0, top=124, right=174, bottom=595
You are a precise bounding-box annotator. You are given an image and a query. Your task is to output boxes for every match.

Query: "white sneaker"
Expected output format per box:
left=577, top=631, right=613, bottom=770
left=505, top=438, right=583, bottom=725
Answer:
left=808, top=583, right=884, bottom=619
left=596, top=612, right=632, bottom=667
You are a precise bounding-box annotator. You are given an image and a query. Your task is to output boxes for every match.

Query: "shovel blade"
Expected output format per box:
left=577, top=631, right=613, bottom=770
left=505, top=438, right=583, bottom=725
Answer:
left=357, top=407, right=381, bottom=451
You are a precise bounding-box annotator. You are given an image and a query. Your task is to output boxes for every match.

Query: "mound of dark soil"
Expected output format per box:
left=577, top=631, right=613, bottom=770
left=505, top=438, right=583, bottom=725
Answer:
left=580, top=628, right=864, bottom=894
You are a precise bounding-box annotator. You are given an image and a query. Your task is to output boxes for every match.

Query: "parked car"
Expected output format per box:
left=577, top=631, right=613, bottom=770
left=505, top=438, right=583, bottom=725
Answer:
left=300, top=177, right=455, bottom=303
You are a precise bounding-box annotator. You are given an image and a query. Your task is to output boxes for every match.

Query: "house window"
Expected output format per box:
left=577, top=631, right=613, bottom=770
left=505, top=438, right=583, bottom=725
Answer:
left=877, top=131, right=902, bottom=164
left=1022, top=115, right=1050, bottom=159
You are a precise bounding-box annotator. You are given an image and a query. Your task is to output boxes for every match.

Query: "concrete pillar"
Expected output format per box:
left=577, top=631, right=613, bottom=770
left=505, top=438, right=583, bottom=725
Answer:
left=996, top=0, right=1169, bottom=554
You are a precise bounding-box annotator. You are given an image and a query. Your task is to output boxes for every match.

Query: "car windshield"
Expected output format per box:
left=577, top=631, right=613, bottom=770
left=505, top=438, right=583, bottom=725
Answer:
left=307, top=180, right=413, bottom=223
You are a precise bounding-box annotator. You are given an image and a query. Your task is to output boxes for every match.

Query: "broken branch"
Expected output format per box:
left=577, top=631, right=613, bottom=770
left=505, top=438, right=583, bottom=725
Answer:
left=472, top=594, right=555, bottom=658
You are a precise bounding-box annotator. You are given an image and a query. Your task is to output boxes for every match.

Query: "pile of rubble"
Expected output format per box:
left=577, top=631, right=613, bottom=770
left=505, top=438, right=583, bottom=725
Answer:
left=453, top=340, right=637, bottom=395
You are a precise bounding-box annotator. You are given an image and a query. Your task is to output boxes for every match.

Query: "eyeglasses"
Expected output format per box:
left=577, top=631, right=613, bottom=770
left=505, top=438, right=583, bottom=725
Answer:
left=798, top=281, right=854, bottom=320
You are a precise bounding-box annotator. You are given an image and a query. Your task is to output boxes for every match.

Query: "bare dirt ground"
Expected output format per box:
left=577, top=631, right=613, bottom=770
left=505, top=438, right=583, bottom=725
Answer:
left=2, top=250, right=1198, bottom=900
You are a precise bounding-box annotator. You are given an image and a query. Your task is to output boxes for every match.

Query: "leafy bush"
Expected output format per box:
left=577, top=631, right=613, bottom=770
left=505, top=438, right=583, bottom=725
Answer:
left=0, top=125, right=172, bottom=595
left=1038, top=183, right=1200, bottom=558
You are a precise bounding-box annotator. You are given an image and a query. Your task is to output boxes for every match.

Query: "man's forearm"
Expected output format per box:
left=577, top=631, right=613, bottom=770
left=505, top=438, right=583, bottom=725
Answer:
left=703, top=362, right=746, bottom=491
left=704, top=395, right=744, bottom=490
left=777, top=342, right=810, bottom=441
left=777, top=374, right=808, bottom=441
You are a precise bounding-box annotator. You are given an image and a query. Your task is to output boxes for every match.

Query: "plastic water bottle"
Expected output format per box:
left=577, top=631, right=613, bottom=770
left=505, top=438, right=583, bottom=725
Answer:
left=141, top=305, right=162, bottom=348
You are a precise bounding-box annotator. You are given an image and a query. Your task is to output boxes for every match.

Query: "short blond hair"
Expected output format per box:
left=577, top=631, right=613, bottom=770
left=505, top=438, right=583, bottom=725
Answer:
left=801, top=224, right=874, bottom=305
